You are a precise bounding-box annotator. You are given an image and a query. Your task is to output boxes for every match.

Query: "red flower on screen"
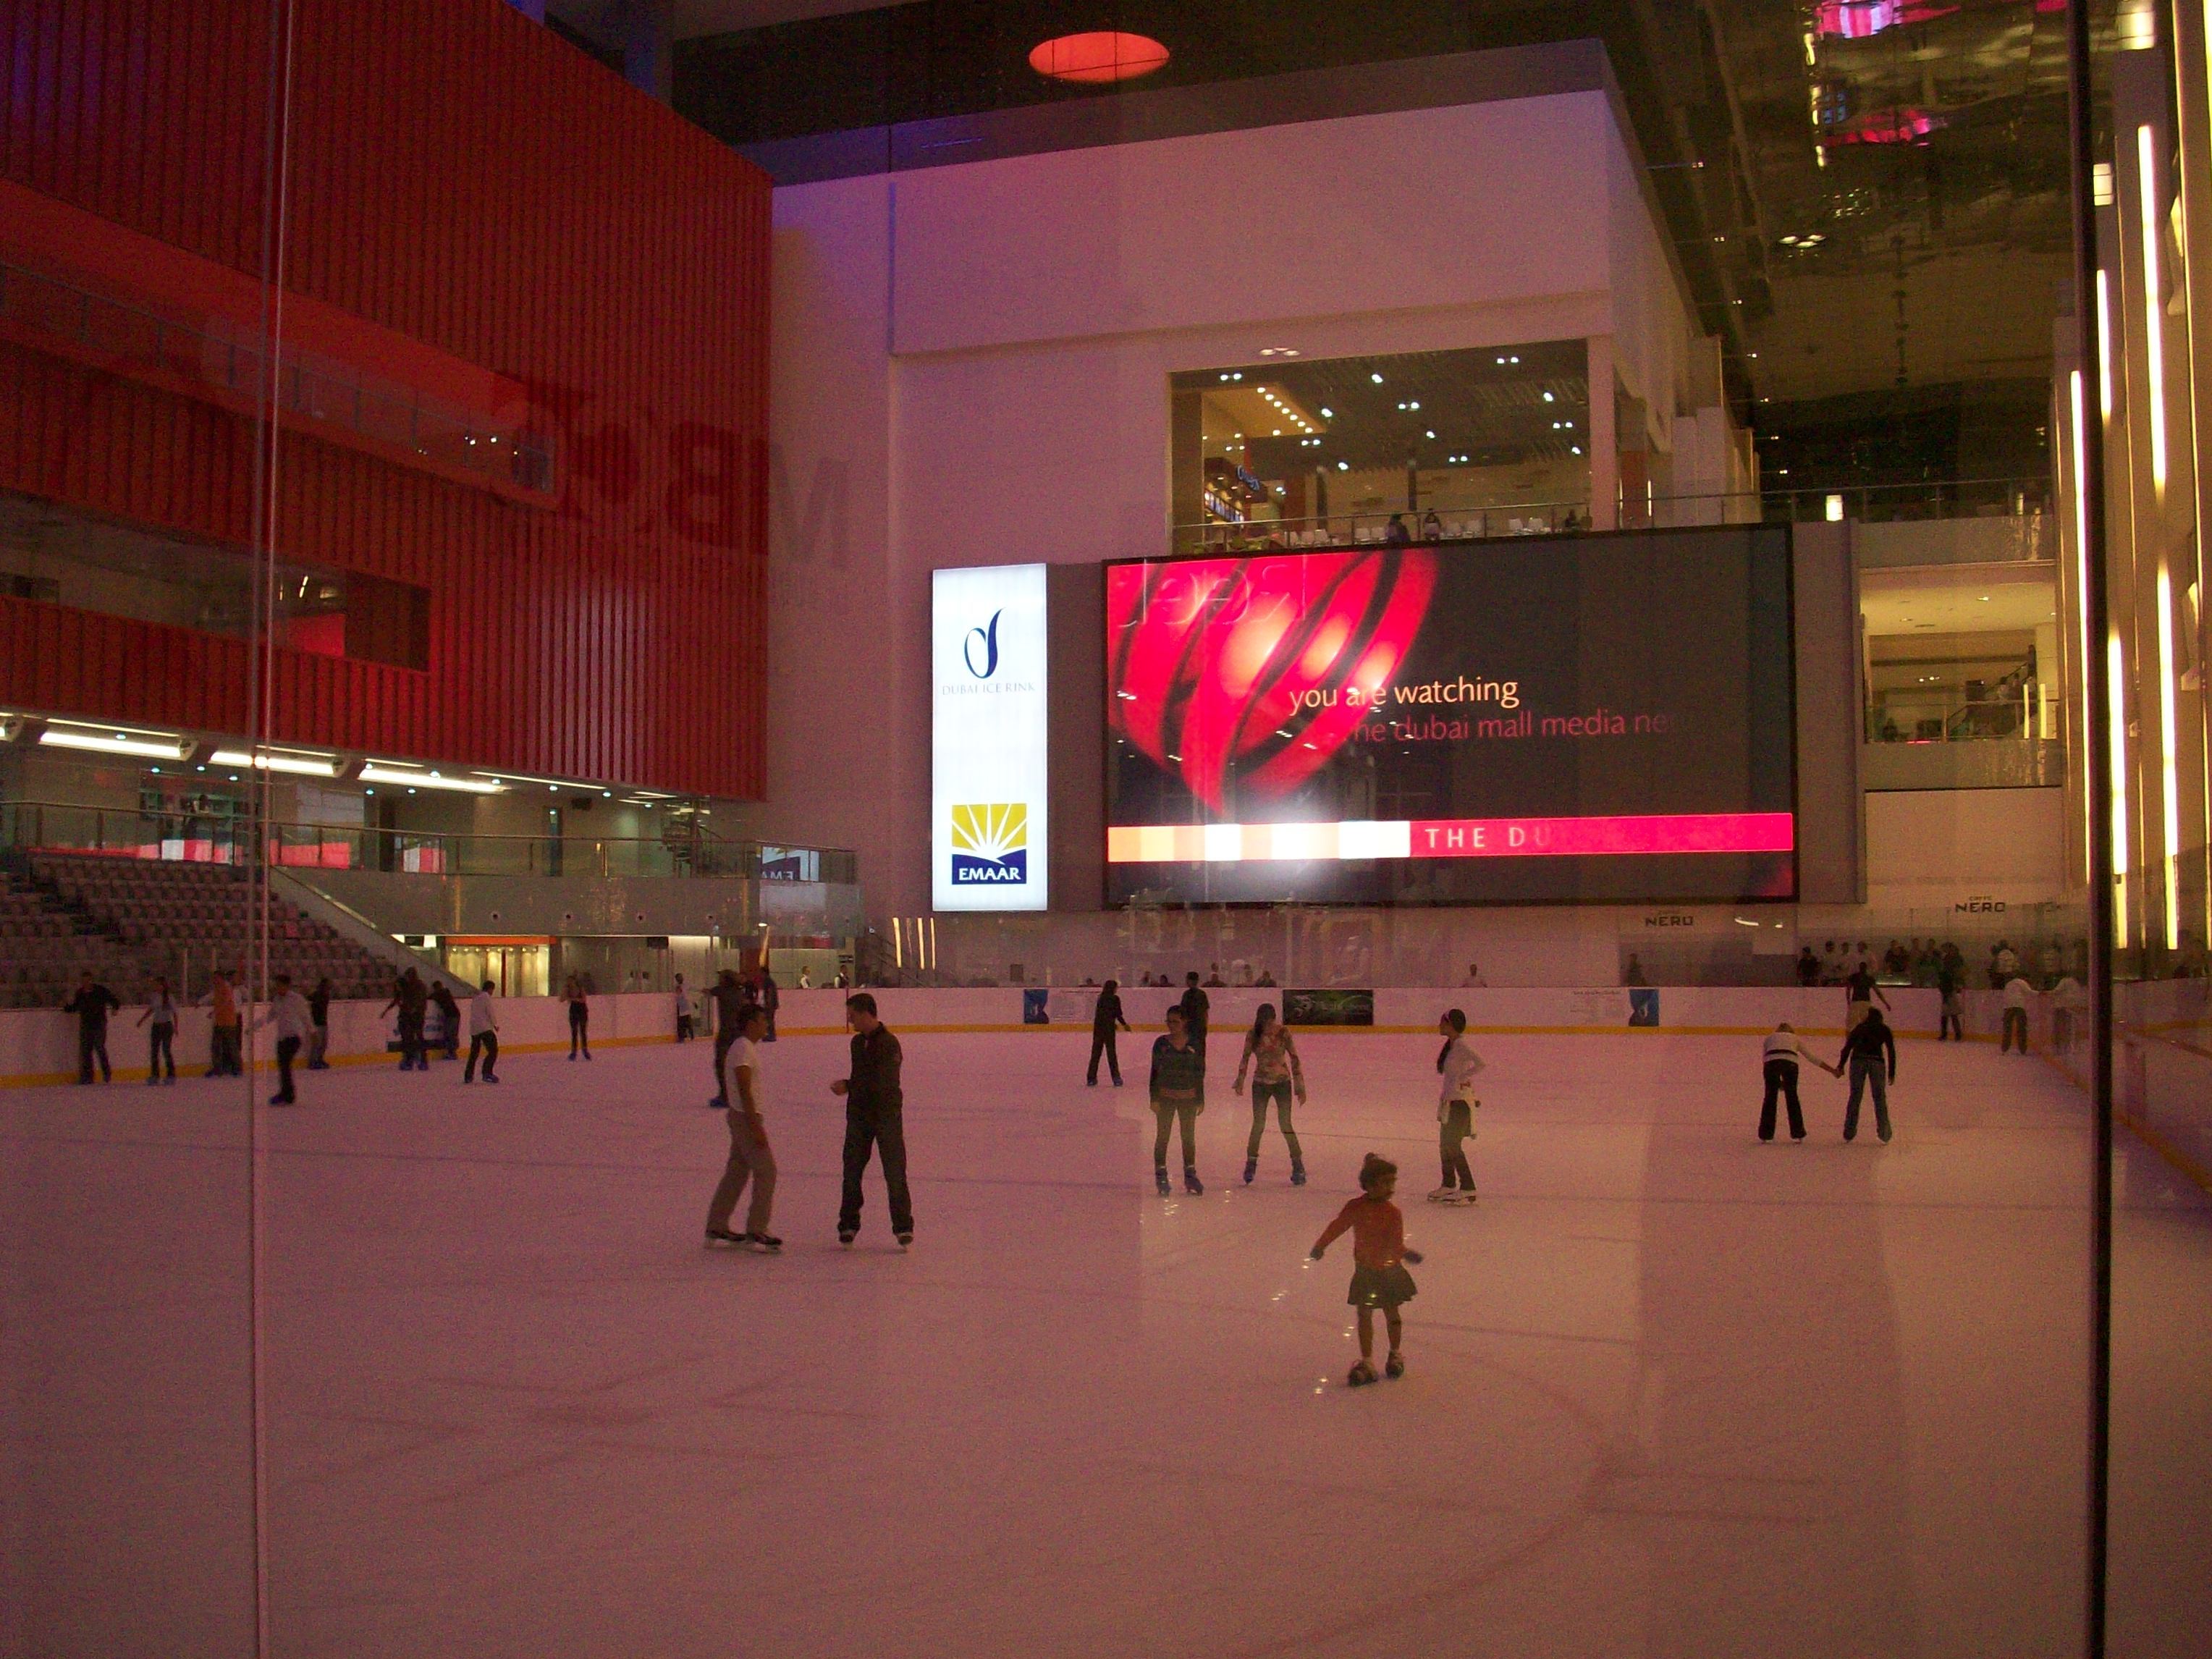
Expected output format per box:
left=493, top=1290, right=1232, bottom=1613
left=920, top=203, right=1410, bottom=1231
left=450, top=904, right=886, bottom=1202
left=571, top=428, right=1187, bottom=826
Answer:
left=1108, top=549, right=1438, bottom=811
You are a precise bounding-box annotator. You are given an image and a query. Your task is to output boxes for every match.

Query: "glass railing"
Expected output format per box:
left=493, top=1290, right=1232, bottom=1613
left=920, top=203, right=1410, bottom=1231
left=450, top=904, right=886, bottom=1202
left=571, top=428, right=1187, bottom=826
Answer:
left=0, top=801, right=858, bottom=885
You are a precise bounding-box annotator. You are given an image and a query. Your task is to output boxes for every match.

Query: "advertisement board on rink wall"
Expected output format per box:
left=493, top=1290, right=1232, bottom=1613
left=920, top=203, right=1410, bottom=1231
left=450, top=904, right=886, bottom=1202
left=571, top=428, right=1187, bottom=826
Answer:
left=933, top=564, right=1050, bottom=911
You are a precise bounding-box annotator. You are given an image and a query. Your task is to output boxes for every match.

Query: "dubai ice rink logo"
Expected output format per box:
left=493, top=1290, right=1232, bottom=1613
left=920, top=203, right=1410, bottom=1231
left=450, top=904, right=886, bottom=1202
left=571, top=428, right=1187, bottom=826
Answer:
left=950, top=803, right=1029, bottom=885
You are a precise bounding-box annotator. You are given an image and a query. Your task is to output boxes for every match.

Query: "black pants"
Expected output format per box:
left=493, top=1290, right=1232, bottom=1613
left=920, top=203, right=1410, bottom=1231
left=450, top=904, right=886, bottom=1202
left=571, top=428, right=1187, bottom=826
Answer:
left=840, top=1105, right=913, bottom=1236
left=209, top=1026, right=241, bottom=1077
left=567, top=1005, right=590, bottom=1058
left=676, top=1014, right=693, bottom=1042
left=1245, top=1081, right=1302, bottom=1160
left=272, top=1035, right=300, bottom=1102
left=1087, top=1027, right=1122, bottom=1084
left=77, top=1026, right=111, bottom=1084
left=1759, top=1058, right=1806, bottom=1141
left=465, top=1031, right=499, bottom=1081
left=148, top=1022, right=174, bottom=1081
left=442, top=1022, right=459, bottom=1061
left=397, top=1012, right=426, bottom=1069
left=2001, top=1008, right=2029, bottom=1052
left=1939, top=1007, right=1962, bottom=1041
left=1439, top=1101, right=1475, bottom=1189
left=1152, top=1100, right=1199, bottom=1168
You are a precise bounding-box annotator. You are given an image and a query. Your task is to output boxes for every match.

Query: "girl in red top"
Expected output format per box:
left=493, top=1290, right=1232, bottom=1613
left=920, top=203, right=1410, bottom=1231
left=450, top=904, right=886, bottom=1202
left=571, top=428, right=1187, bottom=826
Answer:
left=1310, top=1153, right=1424, bottom=1386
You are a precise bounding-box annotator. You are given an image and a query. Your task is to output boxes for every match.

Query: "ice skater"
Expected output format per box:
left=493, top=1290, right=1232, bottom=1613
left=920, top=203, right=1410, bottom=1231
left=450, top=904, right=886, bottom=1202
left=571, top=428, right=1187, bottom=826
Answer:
left=832, top=993, right=911, bottom=1248
left=383, top=968, right=430, bottom=1071
left=2000, top=973, right=2035, bottom=1053
left=1936, top=955, right=1965, bottom=1042
left=705, top=1004, right=780, bottom=1251
left=253, top=974, right=314, bottom=1105
left=563, top=974, right=592, bottom=1060
left=1310, top=1152, right=1424, bottom=1386
left=137, top=975, right=177, bottom=1084
left=463, top=980, right=501, bottom=1083
left=64, top=971, right=119, bottom=1084
left=1837, top=1005, right=1899, bottom=1143
left=1233, top=1002, right=1306, bottom=1185
left=1429, top=1009, right=1484, bottom=1203
left=1087, top=978, right=1130, bottom=1086
left=706, top=968, right=749, bottom=1105
left=1758, top=1022, right=1838, bottom=1142
left=1149, top=1005, right=1207, bottom=1196
left=674, top=974, right=694, bottom=1042
left=1178, top=971, right=1210, bottom=1058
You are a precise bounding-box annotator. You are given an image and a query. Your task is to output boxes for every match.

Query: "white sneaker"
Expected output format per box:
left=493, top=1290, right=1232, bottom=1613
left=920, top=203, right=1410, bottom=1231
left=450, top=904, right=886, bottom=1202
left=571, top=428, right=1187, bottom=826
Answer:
left=1448, top=1187, right=1479, bottom=1204
left=1426, top=1185, right=1457, bottom=1202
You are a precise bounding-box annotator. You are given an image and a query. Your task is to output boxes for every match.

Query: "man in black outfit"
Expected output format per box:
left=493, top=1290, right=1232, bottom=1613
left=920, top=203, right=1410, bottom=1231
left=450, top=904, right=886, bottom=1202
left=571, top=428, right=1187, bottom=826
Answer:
left=1837, top=1008, right=1899, bottom=1144
left=64, top=972, right=121, bottom=1084
left=832, top=993, right=912, bottom=1247
left=1088, top=978, right=1131, bottom=1086
left=1178, top=971, right=1210, bottom=1059
left=707, top=968, right=751, bottom=1105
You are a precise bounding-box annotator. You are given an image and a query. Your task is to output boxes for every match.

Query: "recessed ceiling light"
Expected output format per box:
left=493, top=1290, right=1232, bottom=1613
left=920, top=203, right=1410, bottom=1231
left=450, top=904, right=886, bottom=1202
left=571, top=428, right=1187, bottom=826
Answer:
left=1370, top=373, right=1384, bottom=384
left=1319, top=407, right=1333, bottom=418
left=1029, top=30, right=1169, bottom=83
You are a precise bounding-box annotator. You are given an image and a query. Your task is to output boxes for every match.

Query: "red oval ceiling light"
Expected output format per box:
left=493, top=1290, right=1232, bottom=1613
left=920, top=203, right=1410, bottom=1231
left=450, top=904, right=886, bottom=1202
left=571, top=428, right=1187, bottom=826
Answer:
left=1029, top=30, right=1170, bottom=85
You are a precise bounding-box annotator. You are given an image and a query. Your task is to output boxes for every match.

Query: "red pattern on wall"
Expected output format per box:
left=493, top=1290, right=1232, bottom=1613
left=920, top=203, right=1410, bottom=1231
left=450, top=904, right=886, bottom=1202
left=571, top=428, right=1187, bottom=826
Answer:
left=0, top=0, right=770, bottom=795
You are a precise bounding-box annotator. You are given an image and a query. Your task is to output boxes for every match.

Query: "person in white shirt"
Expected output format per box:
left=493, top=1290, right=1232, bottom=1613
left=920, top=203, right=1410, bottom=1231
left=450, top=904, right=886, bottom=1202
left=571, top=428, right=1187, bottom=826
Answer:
left=673, top=974, right=694, bottom=1043
left=704, top=1005, right=780, bottom=1251
left=463, top=981, right=501, bottom=1084
left=1760, top=1023, right=1839, bottom=1142
left=136, top=975, right=179, bottom=1085
left=1430, top=1008, right=1485, bottom=1203
left=251, top=974, right=315, bottom=1105
left=1461, top=963, right=1488, bottom=987
left=2001, top=976, right=2035, bottom=1055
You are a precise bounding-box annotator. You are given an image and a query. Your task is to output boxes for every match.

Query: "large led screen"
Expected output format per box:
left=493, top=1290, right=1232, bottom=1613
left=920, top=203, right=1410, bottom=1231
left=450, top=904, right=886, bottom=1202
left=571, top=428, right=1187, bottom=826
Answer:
left=1105, top=528, right=1796, bottom=906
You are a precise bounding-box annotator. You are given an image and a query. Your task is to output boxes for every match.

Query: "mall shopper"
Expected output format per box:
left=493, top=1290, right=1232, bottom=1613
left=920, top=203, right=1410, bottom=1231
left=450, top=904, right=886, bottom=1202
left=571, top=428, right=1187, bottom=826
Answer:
left=674, top=974, right=694, bottom=1042
left=1937, top=956, right=1965, bottom=1042
left=707, top=969, right=748, bottom=1104
left=563, top=974, right=592, bottom=1061
left=1149, top=1006, right=1207, bottom=1196
left=307, top=977, right=334, bottom=1069
left=1758, top=1023, right=1839, bottom=1143
left=1838, top=1007, right=1899, bottom=1144
left=832, top=993, right=911, bottom=1247
left=2001, top=974, right=2035, bottom=1054
left=1178, top=971, right=1211, bottom=1058
left=204, top=970, right=243, bottom=1077
left=1844, top=960, right=1890, bottom=1029
left=1087, top=979, right=1131, bottom=1086
left=253, top=974, right=313, bottom=1105
left=463, top=981, right=500, bottom=1083
left=1383, top=512, right=1411, bottom=544
left=384, top=968, right=431, bottom=1071
left=706, top=1004, right=780, bottom=1251
left=64, top=971, right=120, bottom=1085
left=1233, top=1003, right=1306, bottom=1186
left=1310, top=1152, right=1424, bottom=1387
left=1419, top=507, right=1444, bottom=540
left=430, top=980, right=461, bottom=1062
left=1431, top=1008, right=1485, bottom=1202
left=138, top=975, right=178, bottom=1084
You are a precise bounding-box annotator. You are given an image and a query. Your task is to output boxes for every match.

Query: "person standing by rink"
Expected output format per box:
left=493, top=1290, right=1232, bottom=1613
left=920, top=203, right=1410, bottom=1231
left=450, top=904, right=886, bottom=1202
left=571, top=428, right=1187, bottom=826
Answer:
left=1310, top=1153, right=1424, bottom=1386
left=253, top=974, right=314, bottom=1105
left=1757, top=1023, right=1839, bottom=1142
left=1936, top=954, right=1965, bottom=1042
left=306, top=976, right=334, bottom=1070
left=562, top=973, right=592, bottom=1061
left=204, top=969, right=243, bottom=1078
left=1149, top=1005, right=1207, bottom=1196
left=1233, top=1002, right=1307, bottom=1186
left=706, top=1004, right=781, bottom=1251
left=1087, top=978, right=1131, bottom=1086
left=2000, top=973, right=2035, bottom=1053
left=1178, top=971, right=1211, bottom=1059
left=832, top=993, right=912, bottom=1248
left=1844, top=958, right=1890, bottom=1031
left=463, top=981, right=501, bottom=1084
left=138, top=975, right=178, bottom=1085
left=673, top=974, right=694, bottom=1043
left=1429, top=1009, right=1484, bottom=1203
left=64, top=971, right=120, bottom=1085
left=758, top=966, right=780, bottom=1042
left=1837, top=1005, right=1899, bottom=1144
left=430, top=979, right=461, bottom=1063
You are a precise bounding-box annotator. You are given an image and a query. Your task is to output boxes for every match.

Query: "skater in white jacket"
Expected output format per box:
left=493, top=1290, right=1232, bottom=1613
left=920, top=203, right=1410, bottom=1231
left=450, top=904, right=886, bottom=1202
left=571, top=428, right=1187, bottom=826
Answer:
left=1430, top=1008, right=1485, bottom=1203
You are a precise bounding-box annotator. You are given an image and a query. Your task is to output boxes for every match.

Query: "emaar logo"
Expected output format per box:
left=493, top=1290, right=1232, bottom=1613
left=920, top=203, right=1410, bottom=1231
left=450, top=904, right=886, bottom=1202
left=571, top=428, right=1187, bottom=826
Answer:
left=964, top=610, right=1002, bottom=679
left=950, top=803, right=1029, bottom=885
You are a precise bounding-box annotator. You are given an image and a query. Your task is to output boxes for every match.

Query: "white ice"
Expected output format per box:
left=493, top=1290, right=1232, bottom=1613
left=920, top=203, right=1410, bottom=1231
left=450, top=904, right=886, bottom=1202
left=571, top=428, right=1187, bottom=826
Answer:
left=4, top=1028, right=2207, bottom=1658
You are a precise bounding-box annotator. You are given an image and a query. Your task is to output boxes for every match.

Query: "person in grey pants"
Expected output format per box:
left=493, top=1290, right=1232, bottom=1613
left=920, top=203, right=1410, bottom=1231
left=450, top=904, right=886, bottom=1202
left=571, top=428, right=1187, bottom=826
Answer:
left=705, top=1005, right=780, bottom=1251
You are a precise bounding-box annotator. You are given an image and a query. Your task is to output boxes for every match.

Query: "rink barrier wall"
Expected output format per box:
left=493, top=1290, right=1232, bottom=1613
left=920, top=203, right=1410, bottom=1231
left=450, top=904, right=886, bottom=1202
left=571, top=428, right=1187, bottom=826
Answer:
left=0, top=983, right=2053, bottom=1088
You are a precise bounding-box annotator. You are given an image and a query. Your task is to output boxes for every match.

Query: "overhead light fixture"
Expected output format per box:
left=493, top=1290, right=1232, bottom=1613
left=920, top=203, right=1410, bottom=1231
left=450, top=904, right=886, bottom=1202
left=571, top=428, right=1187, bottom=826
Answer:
left=1370, top=373, right=1384, bottom=384
left=359, top=764, right=503, bottom=795
left=1319, top=407, right=1333, bottom=418
left=38, top=724, right=187, bottom=760
left=1028, top=30, right=1169, bottom=83
left=210, top=748, right=339, bottom=777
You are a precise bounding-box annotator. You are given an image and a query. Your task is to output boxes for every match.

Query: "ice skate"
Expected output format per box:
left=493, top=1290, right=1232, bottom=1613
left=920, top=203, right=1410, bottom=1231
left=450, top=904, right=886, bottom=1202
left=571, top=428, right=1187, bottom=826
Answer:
left=1290, top=1158, right=1306, bottom=1186
left=704, top=1228, right=746, bottom=1246
left=1426, top=1185, right=1457, bottom=1203
left=1384, top=1351, right=1406, bottom=1380
left=1155, top=1168, right=1173, bottom=1197
left=1242, top=1157, right=1257, bottom=1185
left=838, top=1229, right=856, bottom=1246
left=744, top=1233, right=783, bottom=1253
left=895, top=1232, right=913, bottom=1251
left=1448, top=1186, right=1479, bottom=1204
left=1347, top=1359, right=1378, bottom=1388
left=1183, top=1167, right=1204, bottom=1196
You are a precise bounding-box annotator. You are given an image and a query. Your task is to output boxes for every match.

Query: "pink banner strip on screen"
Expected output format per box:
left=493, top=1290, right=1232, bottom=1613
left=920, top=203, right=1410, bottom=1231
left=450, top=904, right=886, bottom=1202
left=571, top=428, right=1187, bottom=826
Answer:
left=1406, top=813, right=1795, bottom=858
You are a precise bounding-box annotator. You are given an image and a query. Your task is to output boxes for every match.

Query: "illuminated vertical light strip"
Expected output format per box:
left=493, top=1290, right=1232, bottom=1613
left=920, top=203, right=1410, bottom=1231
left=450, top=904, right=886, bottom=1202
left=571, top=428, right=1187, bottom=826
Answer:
left=2072, top=370, right=2094, bottom=880
left=2096, top=269, right=2115, bottom=419
left=2111, top=633, right=2132, bottom=943
left=2137, top=125, right=2168, bottom=491
left=2158, top=566, right=2182, bottom=950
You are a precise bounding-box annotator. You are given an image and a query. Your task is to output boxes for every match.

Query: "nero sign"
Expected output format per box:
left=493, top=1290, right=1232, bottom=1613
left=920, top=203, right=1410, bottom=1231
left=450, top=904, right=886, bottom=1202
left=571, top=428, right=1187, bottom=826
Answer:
left=933, top=566, right=1049, bottom=911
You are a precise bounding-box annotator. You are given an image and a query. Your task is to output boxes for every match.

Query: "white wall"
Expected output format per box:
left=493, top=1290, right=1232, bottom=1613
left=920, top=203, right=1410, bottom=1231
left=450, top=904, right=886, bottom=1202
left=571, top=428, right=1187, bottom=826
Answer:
left=1865, top=789, right=2069, bottom=903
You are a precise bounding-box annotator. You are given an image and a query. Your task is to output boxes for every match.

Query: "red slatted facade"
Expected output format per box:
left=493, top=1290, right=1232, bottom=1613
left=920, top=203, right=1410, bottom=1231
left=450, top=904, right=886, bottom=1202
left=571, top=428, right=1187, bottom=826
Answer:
left=0, top=0, right=770, bottom=796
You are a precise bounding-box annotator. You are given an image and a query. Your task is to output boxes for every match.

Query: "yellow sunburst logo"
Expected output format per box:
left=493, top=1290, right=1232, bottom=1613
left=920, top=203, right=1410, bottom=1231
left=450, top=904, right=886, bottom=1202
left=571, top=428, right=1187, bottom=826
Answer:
left=950, top=803, right=1028, bottom=860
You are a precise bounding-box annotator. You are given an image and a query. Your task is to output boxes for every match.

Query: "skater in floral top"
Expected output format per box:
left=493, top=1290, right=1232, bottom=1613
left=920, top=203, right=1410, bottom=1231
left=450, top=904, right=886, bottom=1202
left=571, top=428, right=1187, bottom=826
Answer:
left=1233, top=1002, right=1307, bottom=1186
left=1310, top=1153, right=1423, bottom=1386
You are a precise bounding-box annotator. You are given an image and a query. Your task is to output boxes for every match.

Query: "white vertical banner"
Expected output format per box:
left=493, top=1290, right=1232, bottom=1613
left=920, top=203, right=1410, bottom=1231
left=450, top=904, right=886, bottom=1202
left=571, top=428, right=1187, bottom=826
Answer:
left=932, top=564, right=1049, bottom=911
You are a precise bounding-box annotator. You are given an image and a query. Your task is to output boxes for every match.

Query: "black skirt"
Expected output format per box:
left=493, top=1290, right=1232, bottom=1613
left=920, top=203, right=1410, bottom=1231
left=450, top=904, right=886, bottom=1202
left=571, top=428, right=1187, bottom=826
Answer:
left=1347, top=1264, right=1418, bottom=1309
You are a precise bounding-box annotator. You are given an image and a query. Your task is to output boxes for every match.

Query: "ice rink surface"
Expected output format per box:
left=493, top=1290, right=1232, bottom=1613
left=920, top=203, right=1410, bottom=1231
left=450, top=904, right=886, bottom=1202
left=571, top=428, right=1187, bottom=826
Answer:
left=4, top=1026, right=2208, bottom=1658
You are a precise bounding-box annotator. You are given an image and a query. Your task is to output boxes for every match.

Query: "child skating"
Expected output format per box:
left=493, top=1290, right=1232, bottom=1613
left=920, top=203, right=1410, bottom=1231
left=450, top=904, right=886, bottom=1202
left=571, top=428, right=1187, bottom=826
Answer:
left=1309, top=1153, right=1424, bottom=1387
left=1430, top=1008, right=1484, bottom=1203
